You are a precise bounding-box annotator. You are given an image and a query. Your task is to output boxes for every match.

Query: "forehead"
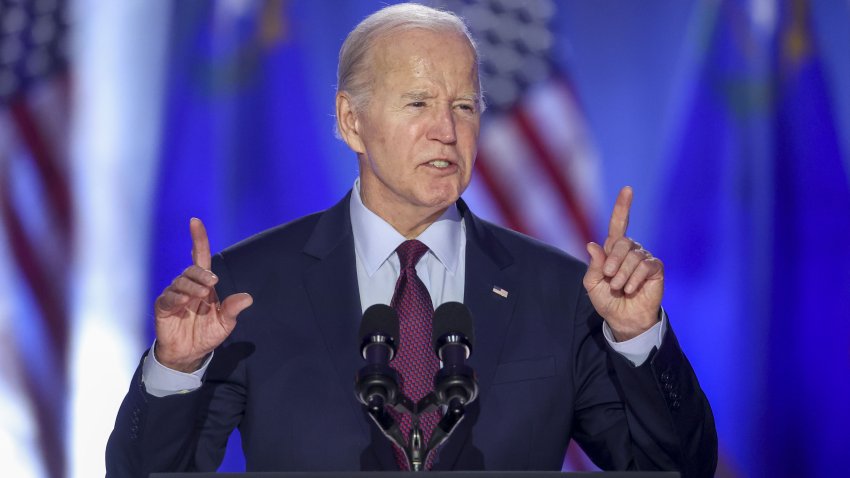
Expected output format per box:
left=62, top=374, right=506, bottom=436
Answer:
left=368, top=28, right=479, bottom=93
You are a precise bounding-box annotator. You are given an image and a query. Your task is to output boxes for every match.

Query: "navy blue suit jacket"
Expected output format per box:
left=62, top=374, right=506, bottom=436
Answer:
left=106, top=193, right=717, bottom=477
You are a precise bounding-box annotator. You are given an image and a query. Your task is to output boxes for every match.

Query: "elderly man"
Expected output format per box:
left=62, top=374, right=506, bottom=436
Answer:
left=107, top=3, right=717, bottom=477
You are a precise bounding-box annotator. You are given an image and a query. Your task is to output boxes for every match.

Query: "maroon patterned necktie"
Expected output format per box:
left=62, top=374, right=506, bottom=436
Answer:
left=389, top=240, right=440, bottom=470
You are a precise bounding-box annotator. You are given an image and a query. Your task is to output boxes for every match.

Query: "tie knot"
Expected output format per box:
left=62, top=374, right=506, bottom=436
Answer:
left=396, top=240, right=429, bottom=270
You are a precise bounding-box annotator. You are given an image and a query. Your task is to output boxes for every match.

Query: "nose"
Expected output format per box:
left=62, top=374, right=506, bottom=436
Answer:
left=427, top=104, right=457, bottom=144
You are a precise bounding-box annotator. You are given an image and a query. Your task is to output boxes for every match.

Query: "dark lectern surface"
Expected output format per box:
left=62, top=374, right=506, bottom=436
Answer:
left=151, top=472, right=680, bottom=478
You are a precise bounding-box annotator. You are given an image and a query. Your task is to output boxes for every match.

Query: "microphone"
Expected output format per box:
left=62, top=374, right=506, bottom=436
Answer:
left=355, top=304, right=400, bottom=412
left=431, top=302, right=478, bottom=409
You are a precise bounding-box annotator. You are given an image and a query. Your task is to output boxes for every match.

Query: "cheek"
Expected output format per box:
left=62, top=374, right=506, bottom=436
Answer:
left=361, top=128, right=391, bottom=169
left=459, top=125, right=479, bottom=160
left=457, top=115, right=480, bottom=137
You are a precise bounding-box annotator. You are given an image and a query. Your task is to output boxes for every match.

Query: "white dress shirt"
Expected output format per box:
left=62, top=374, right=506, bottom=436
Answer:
left=143, top=178, right=665, bottom=396
left=349, top=178, right=466, bottom=312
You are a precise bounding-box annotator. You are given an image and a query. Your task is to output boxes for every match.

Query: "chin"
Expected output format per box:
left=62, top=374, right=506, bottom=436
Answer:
left=418, top=187, right=463, bottom=210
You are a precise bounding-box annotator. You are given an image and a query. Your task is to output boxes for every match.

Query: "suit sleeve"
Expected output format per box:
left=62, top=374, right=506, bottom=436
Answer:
left=569, top=288, right=718, bottom=478
left=105, top=252, right=248, bottom=477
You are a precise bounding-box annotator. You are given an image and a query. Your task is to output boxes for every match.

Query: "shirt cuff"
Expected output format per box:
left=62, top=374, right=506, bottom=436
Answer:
left=602, top=309, right=668, bottom=366
left=141, top=340, right=213, bottom=397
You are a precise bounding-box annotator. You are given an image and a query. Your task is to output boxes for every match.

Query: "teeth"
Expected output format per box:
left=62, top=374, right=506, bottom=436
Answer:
left=429, top=160, right=450, bottom=168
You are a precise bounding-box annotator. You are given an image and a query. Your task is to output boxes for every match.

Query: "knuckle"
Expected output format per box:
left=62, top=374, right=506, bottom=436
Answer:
left=186, top=265, right=206, bottom=278
left=613, top=270, right=629, bottom=283
left=651, top=258, right=664, bottom=271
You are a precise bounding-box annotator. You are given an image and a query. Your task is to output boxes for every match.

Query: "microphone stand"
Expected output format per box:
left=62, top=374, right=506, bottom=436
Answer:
left=358, top=301, right=478, bottom=471
left=363, top=390, right=469, bottom=472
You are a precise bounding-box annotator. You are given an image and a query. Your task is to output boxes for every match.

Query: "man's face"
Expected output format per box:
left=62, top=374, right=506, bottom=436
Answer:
left=353, top=28, right=481, bottom=225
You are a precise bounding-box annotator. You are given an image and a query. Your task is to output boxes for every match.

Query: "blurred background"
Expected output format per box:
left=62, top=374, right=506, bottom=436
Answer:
left=2, top=0, right=849, bottom=476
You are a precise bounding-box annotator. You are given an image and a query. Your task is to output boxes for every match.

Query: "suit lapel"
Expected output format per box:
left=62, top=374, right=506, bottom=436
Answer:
left=301, top=192, right=398, bottom=470
left=434, top=200, right=518, bottom=470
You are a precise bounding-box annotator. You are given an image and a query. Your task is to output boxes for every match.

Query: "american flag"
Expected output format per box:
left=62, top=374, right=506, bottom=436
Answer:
left=0, top=0, right=72, bottom=476
left=437, top=0, right=602, bottom=260
left=435, top=0, right=603, bottom=470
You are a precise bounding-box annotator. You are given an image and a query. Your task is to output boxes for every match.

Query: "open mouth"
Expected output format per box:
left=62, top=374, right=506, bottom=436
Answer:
left=428, top=159, right=452, bottom=169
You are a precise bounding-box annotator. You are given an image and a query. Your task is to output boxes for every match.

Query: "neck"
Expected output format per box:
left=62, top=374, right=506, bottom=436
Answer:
left=386, top=207, right=447, bottom=239
left=359, top=188, right=448, bottom=239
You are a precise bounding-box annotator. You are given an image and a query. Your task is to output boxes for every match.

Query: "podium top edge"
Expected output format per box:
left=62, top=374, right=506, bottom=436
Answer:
left=151, top=472, right=681, bottom=478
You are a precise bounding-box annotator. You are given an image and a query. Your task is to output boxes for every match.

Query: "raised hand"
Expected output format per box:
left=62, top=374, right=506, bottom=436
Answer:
left=583, top=187, right=664, bottom=341
left=153, top=218, right=253, bottom=372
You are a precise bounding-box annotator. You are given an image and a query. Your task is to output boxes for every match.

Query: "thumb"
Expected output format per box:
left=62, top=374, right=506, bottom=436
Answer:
left=220, top=292, right=254, bottom=324
left=584, top=242, right=607, bottom=287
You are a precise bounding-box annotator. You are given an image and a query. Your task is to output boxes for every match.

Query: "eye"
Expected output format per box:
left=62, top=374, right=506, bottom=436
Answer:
left=407, top=101, right=426, bottom=108
left=455, top=103, right=476, bottom=113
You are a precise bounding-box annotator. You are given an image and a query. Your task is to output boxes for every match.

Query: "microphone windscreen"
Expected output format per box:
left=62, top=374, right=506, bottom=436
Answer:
left=360, top=304, right=399, bottom=341
left=432, top=301, right=474, bottom=351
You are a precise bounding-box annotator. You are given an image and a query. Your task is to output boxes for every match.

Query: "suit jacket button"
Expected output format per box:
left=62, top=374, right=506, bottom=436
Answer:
left=660, top=371, right=671, bottom=383
left=669, top=391, right=679, bottom=400
left=664, top=382, right=674, bottom=392
left=672, top=400, right=681, bottom=410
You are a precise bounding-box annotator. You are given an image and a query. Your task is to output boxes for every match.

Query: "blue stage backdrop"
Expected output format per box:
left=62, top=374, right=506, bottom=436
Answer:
left=1, top=1, right=849, bottom=477
left=656, top=0, right=850, bottom=475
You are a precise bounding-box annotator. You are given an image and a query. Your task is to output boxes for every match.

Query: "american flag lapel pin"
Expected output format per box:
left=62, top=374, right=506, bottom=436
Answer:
left=492, top=285, right=509, bottom=298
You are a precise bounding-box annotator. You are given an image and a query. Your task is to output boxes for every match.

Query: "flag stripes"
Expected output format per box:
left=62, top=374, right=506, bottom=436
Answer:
left=1, top=36, right=72, bottom=478
left=512, top=98, right=594, bottom=243
left=475, top=75, right=602, bottom=260
left=1, top=90, right=72, bottom=478
left=473, top=149, right=532, bottom=235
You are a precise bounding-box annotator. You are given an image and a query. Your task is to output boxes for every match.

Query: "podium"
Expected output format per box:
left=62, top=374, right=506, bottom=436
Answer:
left=152, top=473, right=680, bottom=478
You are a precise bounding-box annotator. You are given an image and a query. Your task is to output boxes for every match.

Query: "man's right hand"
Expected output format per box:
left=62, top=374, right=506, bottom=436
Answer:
left=153, top=218, right=253, bottom=372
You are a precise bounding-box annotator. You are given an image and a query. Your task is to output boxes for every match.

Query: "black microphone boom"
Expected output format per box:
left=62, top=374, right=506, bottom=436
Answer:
left=354, top=304, right=414, bottom=468
left=431, top=301, right=479, bottom=408
left=355, top=304, right=400, bottom=411
left=422, top=301, right=480, bottom=455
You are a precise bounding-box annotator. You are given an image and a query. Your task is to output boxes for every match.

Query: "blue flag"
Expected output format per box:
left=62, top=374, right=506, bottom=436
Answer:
left=658, top=0, right=850, bottom=475
left=764, top=1, right=850, bottom=476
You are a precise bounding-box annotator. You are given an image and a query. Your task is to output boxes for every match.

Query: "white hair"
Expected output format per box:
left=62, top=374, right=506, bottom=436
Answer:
left=335, top=3, right=484, bottom=136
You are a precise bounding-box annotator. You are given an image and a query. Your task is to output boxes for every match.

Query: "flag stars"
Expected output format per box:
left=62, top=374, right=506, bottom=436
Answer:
left=0, top=0, right=69, bottom=103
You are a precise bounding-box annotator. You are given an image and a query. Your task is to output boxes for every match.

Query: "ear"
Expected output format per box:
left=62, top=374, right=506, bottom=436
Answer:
left=336, top=92, right=366, bottom=154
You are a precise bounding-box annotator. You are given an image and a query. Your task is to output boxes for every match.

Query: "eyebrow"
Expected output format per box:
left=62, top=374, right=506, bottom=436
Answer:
left=456, top=94, right=480, bottom=104
left=401, top=90, right=435, bottom=101
left=400, top=90, right=480, bottom=104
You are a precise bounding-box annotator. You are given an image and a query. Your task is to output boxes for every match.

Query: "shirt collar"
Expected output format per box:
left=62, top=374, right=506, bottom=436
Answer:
left=349, top=178, right=463, bottom=277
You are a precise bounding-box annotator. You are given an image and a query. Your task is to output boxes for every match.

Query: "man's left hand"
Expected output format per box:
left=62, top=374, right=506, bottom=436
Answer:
left=583, top=186, right=664, bottom=341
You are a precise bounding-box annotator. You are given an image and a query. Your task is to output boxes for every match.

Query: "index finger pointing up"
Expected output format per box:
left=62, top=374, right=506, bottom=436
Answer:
left=190, top=217, right=212, bottom=270
left=607, top=186, right=633, bottom=239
